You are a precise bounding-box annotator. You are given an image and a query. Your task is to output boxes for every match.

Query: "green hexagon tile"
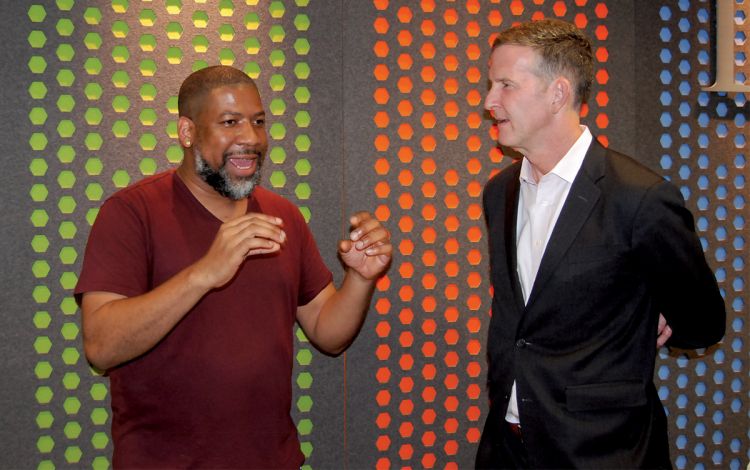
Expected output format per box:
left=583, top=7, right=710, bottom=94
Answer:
left=26, top=0, right=315, bottom=467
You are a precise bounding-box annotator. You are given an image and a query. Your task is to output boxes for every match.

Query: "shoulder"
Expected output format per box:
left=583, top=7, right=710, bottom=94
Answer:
left=92, top=171, right=181, bottom=232
left=586, top=141, right=665, bottom=192
left=585, top=142, right=685, bottom=215
left=106, top=170, right=176, bottom=208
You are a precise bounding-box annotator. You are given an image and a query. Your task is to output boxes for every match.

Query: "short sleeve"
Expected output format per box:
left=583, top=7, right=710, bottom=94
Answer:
left=294, top=209, right=333, bottom=306
left=74, top=196, right=151, bottom=303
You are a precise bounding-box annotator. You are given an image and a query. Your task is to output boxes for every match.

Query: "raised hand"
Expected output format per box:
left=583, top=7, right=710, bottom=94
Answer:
left=338, top=211, right=392, bottom=281
left=195, top=212, right=286, bottom=289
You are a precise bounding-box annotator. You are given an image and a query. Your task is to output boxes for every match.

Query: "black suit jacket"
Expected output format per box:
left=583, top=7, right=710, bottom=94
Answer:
left=476, top=140, right=726, bottom=469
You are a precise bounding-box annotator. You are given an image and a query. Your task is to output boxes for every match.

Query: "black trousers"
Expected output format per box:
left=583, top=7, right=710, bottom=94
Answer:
left=476, top=419, right=529, bottom=469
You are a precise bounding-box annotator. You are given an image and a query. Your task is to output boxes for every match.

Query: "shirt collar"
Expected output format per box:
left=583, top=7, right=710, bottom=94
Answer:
left=519, top=126, right=593, bottom=184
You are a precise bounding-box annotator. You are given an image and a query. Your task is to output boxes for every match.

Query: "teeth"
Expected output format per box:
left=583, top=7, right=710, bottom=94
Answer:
left=230, top=158, right=254, bottom=170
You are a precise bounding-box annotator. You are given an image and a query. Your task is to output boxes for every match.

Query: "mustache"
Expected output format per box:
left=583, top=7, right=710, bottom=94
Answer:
left=223, top=147, right=263, bottom=160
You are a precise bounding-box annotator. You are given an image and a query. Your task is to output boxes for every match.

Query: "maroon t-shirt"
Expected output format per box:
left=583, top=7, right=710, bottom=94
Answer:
left=75, top=170, right=333, bottom=468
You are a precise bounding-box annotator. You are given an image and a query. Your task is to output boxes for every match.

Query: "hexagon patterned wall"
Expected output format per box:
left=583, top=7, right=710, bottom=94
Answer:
left=14, top=0, right=749, bottom=469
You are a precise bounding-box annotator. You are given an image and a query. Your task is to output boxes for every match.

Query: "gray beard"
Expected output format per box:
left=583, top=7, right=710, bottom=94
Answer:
left=194, top=147, right=262, bottom=200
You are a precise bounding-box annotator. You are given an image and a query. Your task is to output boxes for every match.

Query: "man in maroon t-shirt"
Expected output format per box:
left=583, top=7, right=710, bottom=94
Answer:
left=75, top=65, right=392, bottom=468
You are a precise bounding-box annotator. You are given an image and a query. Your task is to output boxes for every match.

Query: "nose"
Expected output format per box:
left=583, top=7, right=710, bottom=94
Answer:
left=237, top=121, right=263, bottom=146
left=484, top=86, right=499, bottom=113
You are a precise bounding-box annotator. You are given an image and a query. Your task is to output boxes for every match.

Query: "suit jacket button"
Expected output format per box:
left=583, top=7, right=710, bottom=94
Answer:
left=516, top=339, right=526, bottom=348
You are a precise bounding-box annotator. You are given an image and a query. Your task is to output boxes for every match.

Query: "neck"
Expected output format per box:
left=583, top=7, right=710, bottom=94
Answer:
left=523, top=122, right=583, bottom=182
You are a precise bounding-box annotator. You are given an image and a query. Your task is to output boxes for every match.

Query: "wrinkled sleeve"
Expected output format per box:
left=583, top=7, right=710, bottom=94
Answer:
left=633, top=180, right=726, bottom=348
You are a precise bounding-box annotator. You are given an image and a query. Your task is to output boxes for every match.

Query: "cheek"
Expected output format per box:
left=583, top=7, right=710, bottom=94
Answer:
left=256, top=131, right=269, bottom=150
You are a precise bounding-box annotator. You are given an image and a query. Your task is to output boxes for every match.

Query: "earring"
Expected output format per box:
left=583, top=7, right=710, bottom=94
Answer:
left=185, top=139, right=191, bottom=147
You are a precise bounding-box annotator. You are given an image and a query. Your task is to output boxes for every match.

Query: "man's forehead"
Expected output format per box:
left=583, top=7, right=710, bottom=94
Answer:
left=489, top=45, right=539, bottom=71
left=199, top=84, right=263, bottom=110
left=206, top=83, right=258, bottom=98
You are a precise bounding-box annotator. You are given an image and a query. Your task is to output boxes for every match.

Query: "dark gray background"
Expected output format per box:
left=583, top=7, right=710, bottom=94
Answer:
left=1, top=0, right=746, bottom=468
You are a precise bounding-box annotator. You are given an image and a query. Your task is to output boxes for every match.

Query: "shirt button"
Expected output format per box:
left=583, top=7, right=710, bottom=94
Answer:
left=516, top=339, right=527, bottom=348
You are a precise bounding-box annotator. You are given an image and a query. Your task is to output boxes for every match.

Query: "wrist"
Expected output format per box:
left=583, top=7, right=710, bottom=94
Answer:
left=344, top=266, right=377, bottom=285
left=185, top=261, right=217, bottom=292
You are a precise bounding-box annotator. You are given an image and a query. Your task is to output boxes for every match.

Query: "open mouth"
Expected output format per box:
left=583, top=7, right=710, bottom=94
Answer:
left=228, top=157, right=256, bottom=170
left=225, top=155, right=260, bottom=177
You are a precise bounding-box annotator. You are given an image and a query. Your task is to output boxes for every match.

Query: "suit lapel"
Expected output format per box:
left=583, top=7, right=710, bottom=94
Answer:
left=524, top=141, right=606, bottom=310
left=503, top=167, right=526, bottom=313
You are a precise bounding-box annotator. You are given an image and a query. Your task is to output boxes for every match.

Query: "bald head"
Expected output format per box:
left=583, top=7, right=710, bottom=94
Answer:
left=178, top=65, right=258, bottom=119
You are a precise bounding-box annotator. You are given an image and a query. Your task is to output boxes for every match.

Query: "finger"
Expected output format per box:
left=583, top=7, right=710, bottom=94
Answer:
left=229, top=218, right=287, bottom=245
left=656, top=324, right=672, bottom=348
left=355, top=228, right=392, bottom=252
left=230, top=212, right=285, bottom=228
left=349, top=212, right=383, bottom=241
left=349, top=211, right=373, bottom=228
left=338, top=239, right=353, bottom=254
left=218, top=216, right=285, bottom=242
left=246, top=245, right=282, bottom=257
left=349, top=216, right=389, bottom=243
left=239, top=237, right=282, bottom=257
left=377, top=253, right=392, bottom=265
left=364, top=239, right=393, bottom=257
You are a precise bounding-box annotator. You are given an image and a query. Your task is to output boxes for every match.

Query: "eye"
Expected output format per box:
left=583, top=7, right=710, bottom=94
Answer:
left=253, top=118, right=266, bottom=127
left=222, top=119, right=238, bottom=126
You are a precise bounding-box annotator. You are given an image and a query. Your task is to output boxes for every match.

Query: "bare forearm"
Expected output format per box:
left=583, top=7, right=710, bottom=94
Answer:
left=82, top=264, right=212, bottom=370
left=311, top=271, right=376, bottom=355
left=82, top=212, right=288, bottom=370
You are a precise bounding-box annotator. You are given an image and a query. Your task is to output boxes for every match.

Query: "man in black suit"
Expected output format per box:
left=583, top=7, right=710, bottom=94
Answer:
left=475, top=19, right=725, bottom=469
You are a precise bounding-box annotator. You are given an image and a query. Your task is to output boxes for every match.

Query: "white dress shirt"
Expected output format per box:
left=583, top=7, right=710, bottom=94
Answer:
left=505, top=126, right=593, bottom=424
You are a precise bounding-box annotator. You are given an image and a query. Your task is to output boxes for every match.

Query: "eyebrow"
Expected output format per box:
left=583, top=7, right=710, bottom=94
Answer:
left=218, top=111, right=266, bottom=118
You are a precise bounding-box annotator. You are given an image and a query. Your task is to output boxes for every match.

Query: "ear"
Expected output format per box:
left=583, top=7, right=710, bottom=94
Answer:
left=550, top=77, right=572, bottom=114
left=177, top=116, right=195, bottom=148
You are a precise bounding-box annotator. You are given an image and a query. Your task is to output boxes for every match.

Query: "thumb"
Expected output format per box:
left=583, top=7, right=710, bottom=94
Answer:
left=338, top=239, right=353, bottom=254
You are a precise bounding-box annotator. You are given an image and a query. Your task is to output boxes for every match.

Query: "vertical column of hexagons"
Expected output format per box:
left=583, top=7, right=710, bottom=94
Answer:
left=369, top=3, right=407, bottom=468
left=369, top=1, right=493, bottom=467
left=27, top=1, right=106, bottom=466
left=455, top=0, right=487, bottom=457
left=81, top=5, right=115, bottom=468
left=27, top=3, right=56, bottom=462
left=293, top=5, right=315, bottom=463
left=585, top=3, right=611, bottom=145
left=159, top=3, right=186, bottom=166
left=394, top=4, right=419, bottom=467
left=107, top=3, right=134, bottom=191
left=252, top=1, right=317, bottom=464
left=654, top=3, right=746, bottom=469
left=428, top=3, right=479, bottom=465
